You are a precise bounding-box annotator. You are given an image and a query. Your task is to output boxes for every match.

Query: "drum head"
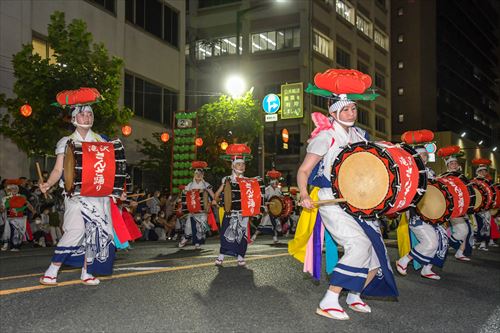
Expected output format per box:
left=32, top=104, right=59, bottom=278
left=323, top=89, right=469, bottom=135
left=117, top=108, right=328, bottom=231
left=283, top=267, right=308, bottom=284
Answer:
left=223, top=179, right=232, bottom=213
left=417, top=185, right=447, bottom=220
left=63, top=141, right=75, bottom=193
left=268, top=196, right=283, bottom=217
left=338, top=151, right=389, bottom=209
left=473, top=187, right=483, bottom=210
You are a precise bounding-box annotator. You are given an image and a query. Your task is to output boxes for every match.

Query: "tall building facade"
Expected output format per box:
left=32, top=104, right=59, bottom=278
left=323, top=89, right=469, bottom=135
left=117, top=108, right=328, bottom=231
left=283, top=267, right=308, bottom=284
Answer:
left=186, top=0, right=391, bottom=182
left=391, top=0, right=499, bottom=178
left=0, top=0, right=185, bottom=190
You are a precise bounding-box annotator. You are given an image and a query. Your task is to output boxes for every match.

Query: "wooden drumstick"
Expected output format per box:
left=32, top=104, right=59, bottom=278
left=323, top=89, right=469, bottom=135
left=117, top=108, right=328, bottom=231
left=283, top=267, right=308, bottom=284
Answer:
left=136, top=197, right=155, bottom=204
left=298, top=198, right=347, bottom=206
left=35, top=162, right=48, bottom=199
left=127, top=192, right=145, bottom=198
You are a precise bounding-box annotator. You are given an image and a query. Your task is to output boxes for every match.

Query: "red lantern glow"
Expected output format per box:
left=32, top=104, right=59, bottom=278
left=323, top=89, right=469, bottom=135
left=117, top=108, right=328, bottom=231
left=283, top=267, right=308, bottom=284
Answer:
left=121, top=124, right=132, bottom=137
left=195, top=137, right=203, bottom=147
left=281, top=128, right=289, bottom=143
left=161, top=132, right=170, bottom=142
left=20, top=104, right=32, bottom=118
left=220, top=140, right=228, bottom=151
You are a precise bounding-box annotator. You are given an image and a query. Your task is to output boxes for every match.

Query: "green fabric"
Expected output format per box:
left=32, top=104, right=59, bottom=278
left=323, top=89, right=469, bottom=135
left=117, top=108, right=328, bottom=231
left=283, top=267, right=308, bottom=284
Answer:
left=304, top=83, right=379, bottom=100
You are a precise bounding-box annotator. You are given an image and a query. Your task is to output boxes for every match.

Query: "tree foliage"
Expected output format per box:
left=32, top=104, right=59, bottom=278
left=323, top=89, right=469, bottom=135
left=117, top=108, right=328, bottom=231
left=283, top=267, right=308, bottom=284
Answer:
left=196, top=92, right=262, bottom=182
left=134, top=132, right=172, bottom=190
left=0, top=11, right=132, bottom=156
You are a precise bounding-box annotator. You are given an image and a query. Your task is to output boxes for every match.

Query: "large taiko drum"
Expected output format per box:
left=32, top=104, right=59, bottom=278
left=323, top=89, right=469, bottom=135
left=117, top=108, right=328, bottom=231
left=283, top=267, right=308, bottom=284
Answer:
left=440, top=172, right=476, bottom=215
left=268, top=195, right=294, bottom=218
left=222, top=177, right=264, bottom=217
left=492, top=183, right=500, bottom=209
left=63, top=139, right=128, bottom=197
left=331, top=141, right=427, bottom=219
left=470, top=178, right=495, bottom=212
left=416, top=179, right=454, bottom=224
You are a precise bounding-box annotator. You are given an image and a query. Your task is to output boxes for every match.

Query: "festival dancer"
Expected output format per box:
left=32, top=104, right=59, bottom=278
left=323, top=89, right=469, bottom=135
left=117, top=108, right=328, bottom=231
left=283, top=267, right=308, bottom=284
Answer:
left=39, top=88, right=127, bottom=286
left=251, top=169, right=283, bottom=244
left=290, top=69, right=398, bottom=321
left=178, top=161, right=215, bottom=250
left=213, top=144, right=262, bottom=267
left=438, top=147, right=473, bottom=261
left=396, top=139, right=449, bottom=280
left=1, top=180, right=35, bottom=251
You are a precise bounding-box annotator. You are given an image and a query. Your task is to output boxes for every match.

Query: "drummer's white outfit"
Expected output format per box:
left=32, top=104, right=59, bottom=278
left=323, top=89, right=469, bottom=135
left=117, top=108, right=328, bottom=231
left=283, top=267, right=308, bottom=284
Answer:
left=179, top=180, right=212, bottom=248
left=41, top=129, right=115, bottom=284
left=307, top=120, right=398, bottom=319
left=308, top=121, right=384, bottom=287
left=396, top=168, right=448, bottom=280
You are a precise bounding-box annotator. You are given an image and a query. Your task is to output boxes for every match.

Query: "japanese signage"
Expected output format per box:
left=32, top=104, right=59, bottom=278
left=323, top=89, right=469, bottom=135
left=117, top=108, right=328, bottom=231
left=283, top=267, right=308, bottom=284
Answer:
left=280, top=82, right=303, bottom=119
left=81, top=142, right=115, bottom=196
left=237, top=178, right=262, bottom=217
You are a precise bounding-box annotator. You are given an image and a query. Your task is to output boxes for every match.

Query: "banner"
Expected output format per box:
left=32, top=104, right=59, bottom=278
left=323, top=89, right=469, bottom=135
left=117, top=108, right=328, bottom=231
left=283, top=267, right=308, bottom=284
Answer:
left=237, top=178, right=262, bottom=217
left=81, top=142, right=115, bottom=196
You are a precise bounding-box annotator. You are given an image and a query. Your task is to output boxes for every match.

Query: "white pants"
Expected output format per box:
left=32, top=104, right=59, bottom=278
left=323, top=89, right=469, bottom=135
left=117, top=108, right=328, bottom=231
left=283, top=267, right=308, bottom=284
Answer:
left=450, top=217, right=468, bottom=244
left=318, top=188, right=380, bottom=271
left=410, top=223, right=439, bottom=259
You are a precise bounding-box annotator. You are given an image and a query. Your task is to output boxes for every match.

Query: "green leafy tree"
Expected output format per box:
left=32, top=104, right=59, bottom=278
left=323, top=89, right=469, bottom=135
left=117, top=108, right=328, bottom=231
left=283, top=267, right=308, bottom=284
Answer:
left=0, top=11, right=132, bottom=156
left=197, top=92, right=262, bottom=182
left=134, top=132, right=172, bottom=190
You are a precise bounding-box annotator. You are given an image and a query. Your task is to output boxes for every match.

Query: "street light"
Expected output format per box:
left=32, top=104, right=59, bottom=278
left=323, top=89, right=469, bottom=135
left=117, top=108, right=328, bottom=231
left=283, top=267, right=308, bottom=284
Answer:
left=493, top=146, right=498, bottom=152
left=460, top=131, right=466, bottom=138
left=478, top=140, right=483, bottom=145
left=225, top=75, right=246, bottom=98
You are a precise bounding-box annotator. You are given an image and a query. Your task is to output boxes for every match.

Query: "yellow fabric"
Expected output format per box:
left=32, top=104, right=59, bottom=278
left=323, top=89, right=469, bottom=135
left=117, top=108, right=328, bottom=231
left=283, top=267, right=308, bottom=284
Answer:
left=218, top=207, right=225, bottom=225
left=288, top=187, right=320, bottom=263
left=396, top=212, right=411, bottom=258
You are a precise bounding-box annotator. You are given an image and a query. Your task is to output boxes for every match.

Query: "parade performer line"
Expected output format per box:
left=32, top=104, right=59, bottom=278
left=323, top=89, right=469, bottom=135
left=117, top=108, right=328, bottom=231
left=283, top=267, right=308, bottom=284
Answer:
left=0, top=253, right=289, bottom=296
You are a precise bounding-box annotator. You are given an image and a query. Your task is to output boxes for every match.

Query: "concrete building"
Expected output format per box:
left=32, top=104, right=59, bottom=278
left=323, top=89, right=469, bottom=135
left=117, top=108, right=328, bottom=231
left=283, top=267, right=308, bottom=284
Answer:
left=186, top=0, right=391, bottom=182
left=0, top=0, right=185, bottom=189
left=391, top=0, right=500, bottom=179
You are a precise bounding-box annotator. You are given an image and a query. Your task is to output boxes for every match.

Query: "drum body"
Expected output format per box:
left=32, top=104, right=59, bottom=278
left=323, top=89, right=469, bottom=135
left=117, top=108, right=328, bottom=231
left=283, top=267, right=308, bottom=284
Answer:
left=63, top=139, right=127, bottom=197
left=221, top=177, right=264, bottom=216
left=439, top=172, right=475, bottom=216
left=331, top=141, right=426, bottom=219
left=471, top=178, right=494, bottom=211
left=416, top=179, right=454, bottom=224
left=268, top=195, right=294, bottom=218
left=492, top=183, right=500, bottom=209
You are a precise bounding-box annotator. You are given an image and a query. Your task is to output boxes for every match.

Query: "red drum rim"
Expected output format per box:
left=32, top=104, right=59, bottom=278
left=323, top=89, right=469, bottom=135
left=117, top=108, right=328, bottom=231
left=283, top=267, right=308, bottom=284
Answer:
left=440, top=171, right=476, bottom=214
left=471, top=178, right=494, bottom=211
left=437, top=175, right=470, bottom=218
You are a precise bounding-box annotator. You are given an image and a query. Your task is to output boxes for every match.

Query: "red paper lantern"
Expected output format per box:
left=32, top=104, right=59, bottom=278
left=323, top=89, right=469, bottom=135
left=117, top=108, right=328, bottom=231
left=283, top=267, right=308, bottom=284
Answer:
left=437, top=145, right=461, bottom=157
left=161, top=132, right=170, bottom=142
left=195, top=137, right=203, bottom=147
left=220, top=140, right=228, bottom=151
left=281, top=128, right=289, bottom=143
left=20, top=104, right=32, bottom=117
left=121, top=124, right=132, bottom=137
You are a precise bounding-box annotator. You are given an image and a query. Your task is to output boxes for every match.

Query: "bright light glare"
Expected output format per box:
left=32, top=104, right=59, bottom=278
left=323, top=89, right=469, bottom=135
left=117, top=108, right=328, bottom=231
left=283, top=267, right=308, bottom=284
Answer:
left=460, top=132, right=466, bottom=138
left=225, top=75, right=246, bottom=98
left=493, top=146, right=498, bottom=152
left=478, top=140, right=483, bottom=145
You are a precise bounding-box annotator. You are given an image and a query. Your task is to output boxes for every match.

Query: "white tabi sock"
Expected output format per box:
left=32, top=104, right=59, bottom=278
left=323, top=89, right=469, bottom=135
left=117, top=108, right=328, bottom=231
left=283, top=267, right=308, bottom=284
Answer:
left=421, top=264, right=434, bottom=275
left=398, top=255, right=411, bottom=267
left=45, top=263, right=61, bottom=277
left=319, top=289, right=341, bottom=310
left=237, top=255, right=244, bottom=261
left=217, top=254, right=225, bottom=261
left=455, top=249, right=464, bottom=257
left=346, top=292, right=363, bottom=305
left=81, top=267, right=95, bottom=280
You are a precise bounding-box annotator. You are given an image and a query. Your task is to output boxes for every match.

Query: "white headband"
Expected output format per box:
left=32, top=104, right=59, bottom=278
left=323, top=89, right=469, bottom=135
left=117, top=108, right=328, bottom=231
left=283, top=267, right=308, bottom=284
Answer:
left=71, top=105, right=93, bottom=117
left=415, top=147, right=427, bottom=154
left=476, top=166, right=488, bottom=174
left=444, top=156, right=457, bottom=165
left=328, top=94, right=355, bottom=114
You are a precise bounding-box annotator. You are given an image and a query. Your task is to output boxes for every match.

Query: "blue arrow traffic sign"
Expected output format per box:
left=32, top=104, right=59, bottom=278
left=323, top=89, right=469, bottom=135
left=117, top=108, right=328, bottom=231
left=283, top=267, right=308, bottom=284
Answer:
left=262, top=94, right=281, bottom=114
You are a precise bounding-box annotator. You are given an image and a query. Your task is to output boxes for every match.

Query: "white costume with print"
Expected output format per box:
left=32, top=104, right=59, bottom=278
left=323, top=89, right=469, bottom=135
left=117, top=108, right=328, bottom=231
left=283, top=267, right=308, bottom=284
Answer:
left=51, top=129, right=115, bottom=274
left=308, top=121, right=381, bottom=274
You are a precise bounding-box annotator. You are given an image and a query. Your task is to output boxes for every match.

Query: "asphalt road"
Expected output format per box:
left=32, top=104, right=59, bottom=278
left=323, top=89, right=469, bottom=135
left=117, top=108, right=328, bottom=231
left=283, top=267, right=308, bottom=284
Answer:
left=1, top=237, right=499, bottom=333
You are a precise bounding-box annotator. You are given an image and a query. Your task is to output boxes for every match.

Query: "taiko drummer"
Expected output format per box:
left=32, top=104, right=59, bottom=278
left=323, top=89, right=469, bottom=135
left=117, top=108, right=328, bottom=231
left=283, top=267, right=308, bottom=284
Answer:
left=293, top=69, right=398, bottom=321
left=39, top=88, right=126, bottom=286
